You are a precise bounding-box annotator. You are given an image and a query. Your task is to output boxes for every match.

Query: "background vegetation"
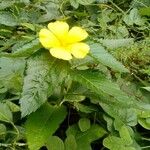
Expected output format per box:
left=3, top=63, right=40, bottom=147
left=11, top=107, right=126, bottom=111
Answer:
left=0, top=0, right=149, bottom=150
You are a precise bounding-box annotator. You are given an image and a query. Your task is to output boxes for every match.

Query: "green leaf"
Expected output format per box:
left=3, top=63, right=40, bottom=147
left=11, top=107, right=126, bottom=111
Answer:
left=63, top=94, right=85, bottom=102
left=67, top=124, right=106, bottom=150
left=139, top=7, right=150, bottom=16
left=101, top=103, right=137, bottom=130
left=78, top=118, right=91, bottom=132
left=119, top=125, right=133, bottom=145
left=74, top=102, right=97, bottom=113
left=103, top=136, right=136, bottom=150
left=138, top=118, right=150, bottom=130
left=20, top=51, right=54, bottom=117
left=0, top=102, right=12, bottom=123
left=37, top=0, right=60, bottom=23
left=103, top=114, right=114, bottom=132
left=0, top=57, right=25, bottom=93
left=11, top=38, right=42, bottom=57
left=5, top=101, right=20, bottom=112
left=90, top=43, right=129, bottom=72
left=70, top=0, right=79, bottom=8
left=65, top=134, right=77, bottom=150
left=46, top=136, right=64, bottom=150
left=0, top=11, right=18, bottom=26
left=77, top=0, right=95, bottom=5
left=100, top=39, right=134, bottom=49
left=25, top=103, right=67, bottom=150
left=71, top=70, right=134, bottom=107
left=0, top=124, right=6, bottom=136
left=0, top=1, right=15, bottom=10
left=103, top=136, right=125, bottom=150
left=123, top=8, right=144, bottom=26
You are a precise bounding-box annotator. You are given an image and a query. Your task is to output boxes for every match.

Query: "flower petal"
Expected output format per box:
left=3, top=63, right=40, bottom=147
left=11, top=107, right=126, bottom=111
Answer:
left=48, top=21, right=69, bottom=40
left=50, top=47, right=72, bottom=60
left=39, top=28, right=60, bottom=48
left=70, top=43, right=90, bottom=59
left=67, top=27, right=88, bottom=43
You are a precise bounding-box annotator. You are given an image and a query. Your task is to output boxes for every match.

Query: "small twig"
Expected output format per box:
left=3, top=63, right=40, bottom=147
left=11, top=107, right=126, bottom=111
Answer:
left=141, top=146, right=150, bottom=149
left=109, top=0, right=125, bottom=14
left=0, top=143, right=27, bottom=147
left=11, top=122, right=20, bottom=142
left=141, top=137, right=150, bottom=141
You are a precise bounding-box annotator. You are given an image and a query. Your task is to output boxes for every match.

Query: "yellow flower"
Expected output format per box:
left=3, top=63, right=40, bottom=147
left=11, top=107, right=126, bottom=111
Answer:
left=39, top=21, right=90, bottom=60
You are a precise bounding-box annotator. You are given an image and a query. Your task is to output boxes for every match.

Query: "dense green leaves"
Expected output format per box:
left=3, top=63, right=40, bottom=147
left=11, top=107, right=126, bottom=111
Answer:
left=0, top=0, right=150, bottom=149
left=103, top=125, right=136, bottom=150
left=66, top=124, right=106, bottom=150
left=25, top=103, right=67, bottom=150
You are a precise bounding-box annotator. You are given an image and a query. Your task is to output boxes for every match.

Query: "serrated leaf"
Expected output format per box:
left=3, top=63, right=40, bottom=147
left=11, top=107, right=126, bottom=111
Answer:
left=46, top=136, right=64, bottom=150
left=25, top=103, right=67, bottom=150
left=71, top=70, right=134, bottom=107
left=20, top=51, right=54, bottom=117
left=100, top=38, right=134, bottom=49
left=0, top=57, right=25, bottom=93
left=90, top=43, right=129, bottom=72
left=0, top=11, right=18, bottom=26
left=0, top=1, right=15, bottom=10
left=37, top=1, right=60, bottom=23
left=0, top=102, right=12, bottom=123
left=123, top=8, right=144, bottom=26
left=12, top=38, right=42, bottom=57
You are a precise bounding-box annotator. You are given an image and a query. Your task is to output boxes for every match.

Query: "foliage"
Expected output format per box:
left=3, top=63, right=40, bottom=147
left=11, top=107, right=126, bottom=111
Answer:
left=0, top=0, right=150, bottom=150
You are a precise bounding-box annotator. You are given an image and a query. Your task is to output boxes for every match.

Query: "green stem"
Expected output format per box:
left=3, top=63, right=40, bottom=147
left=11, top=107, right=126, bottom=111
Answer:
left=11, top=122, right=20, bottom=142
left=0, top=143, right=27, bottom=147
left=141, top=146, right=150, bottom=149
left=109, top=0, right=125, bottom=14
left=142, top=137, right=150, bottom=141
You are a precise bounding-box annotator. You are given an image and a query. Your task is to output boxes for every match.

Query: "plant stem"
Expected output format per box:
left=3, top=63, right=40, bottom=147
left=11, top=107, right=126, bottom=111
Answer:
left=109, top=0, right=125, bottom=14
left=11, top=122, right=20, bottom=142
left=141, top=146, right=150, bottom=149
